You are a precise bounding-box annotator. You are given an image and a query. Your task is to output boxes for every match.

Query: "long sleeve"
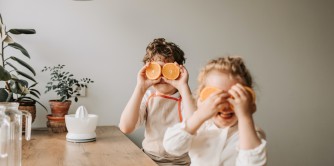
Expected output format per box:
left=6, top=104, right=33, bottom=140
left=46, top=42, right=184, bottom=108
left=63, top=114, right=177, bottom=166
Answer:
left=236, top=136, right=267, bottom=166
left=163, top=121, right=194, bottom=156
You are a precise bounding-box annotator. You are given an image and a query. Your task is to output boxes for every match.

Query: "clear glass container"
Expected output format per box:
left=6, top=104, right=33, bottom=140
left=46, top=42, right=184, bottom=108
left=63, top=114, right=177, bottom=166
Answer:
left=0, top=102, right=31, bottom=166
left=0, top=106, right=10, bottom=158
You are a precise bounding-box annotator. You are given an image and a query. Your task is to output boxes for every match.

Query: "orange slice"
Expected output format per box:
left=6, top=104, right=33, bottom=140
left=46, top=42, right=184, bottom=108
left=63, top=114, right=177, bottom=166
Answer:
left=199, top=86, right=220, bottom=101
left=200, top=86, right=256, bottom=102
left=162, top=63, right=180, bottom=80
left=145, top=62, right=161, bottom=80
left=244, top=86, right=256, bottom=103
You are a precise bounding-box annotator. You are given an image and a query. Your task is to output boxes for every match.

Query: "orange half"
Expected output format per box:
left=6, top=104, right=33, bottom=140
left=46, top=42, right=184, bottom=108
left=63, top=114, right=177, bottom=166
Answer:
left=244, top=86, right=256, bottom=103
left=199, top=86, right=220, bottom=101
left=145, top=62, right=161, bottom=80
left=162, top=63, right=180, bottom=80
left=199, top=86, right=256, bottom=102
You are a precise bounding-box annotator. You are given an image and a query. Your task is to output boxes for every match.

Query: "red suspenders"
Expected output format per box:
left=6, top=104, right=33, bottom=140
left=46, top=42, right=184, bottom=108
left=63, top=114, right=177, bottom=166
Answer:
left=145, top=93, right=183, bottom=122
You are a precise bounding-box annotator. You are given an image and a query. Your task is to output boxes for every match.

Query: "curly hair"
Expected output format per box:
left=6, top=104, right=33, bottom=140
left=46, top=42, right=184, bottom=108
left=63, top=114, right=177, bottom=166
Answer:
left=142, top=38, right=186, bottom=65
left=196, top=56, right=254, bottom=98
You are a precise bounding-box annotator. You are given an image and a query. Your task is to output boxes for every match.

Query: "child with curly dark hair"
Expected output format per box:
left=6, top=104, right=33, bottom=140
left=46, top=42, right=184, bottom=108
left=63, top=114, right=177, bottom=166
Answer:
left=119, top=38, right=195, bottom=165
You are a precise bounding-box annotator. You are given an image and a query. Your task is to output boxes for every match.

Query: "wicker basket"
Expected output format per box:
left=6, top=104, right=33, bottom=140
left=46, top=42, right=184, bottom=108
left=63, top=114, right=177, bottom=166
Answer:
left=19, top=101, right=37, bottom=133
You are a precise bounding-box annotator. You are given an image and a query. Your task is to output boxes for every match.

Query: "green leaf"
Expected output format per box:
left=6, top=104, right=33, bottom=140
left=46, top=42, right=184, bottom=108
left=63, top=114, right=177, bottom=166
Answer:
left=8, top=29, right=36, bottom=34
left=9, top=56, right=36, bottom=76
left=16, top=70, right=36, bottom=82
left=0, top=88, right=9, bottom=102
left=18, top=96, right=48, bottom=112
left=30, top=89, right=41, bottom=96
left=29, top=82, right=38, bottom=88
left=60, top=96, right=66, bottom=102
left=0, top=14, right=3, bottom=24
left=8, top=42, right=30, bottom=58
left=4, top=35, right=14, bottom=44
left=29, top=91, right=39, bottom=98
left=0, top=66, right=11, bottom=81
left=9, top=80, right=21, bottom=94
left=10, top=77, right=28, bottom=86
left=6, top=61, right=18, bottom=71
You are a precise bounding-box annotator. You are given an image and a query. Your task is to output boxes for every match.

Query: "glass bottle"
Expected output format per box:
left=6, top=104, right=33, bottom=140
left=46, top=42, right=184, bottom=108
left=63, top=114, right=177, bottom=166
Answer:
left=0, top=106, right=10, bottom=158
left=0, top=102, right=31, bottom=166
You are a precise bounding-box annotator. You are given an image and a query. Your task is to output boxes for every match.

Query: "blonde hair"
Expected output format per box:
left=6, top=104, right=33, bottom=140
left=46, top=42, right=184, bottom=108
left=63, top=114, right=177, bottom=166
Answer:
left=196, top=56, right=253, bottom=98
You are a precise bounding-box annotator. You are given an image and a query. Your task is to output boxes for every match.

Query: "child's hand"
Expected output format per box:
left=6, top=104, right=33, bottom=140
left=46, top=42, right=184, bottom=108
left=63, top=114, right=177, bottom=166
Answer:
left=197, top=90, right=230, bottom=121
left=162, top=63, right=189, bottom=92
left=137, top=63, right=161, bottom=91
left=227, top=83, right=255, bottom=119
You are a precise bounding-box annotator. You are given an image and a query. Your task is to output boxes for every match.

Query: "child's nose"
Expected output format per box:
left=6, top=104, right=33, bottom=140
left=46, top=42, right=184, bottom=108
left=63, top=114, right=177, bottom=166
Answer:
left=222, top=102, right=232, bottom=111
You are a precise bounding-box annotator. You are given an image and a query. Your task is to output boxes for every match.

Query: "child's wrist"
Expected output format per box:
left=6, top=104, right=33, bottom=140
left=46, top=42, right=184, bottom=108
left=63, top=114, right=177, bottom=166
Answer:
left=135, top=84, right=147, bottom=94
left=177, top=84, right=190, bottom=95
left=237, top=114, right=253, bottom=123
left=195, top=109, right=209, bottom=123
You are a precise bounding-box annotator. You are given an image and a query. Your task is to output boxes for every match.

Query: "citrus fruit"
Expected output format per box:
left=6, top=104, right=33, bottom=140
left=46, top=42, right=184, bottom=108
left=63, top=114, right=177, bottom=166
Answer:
left=244, top=86, right=256, bottom=103
left=145, top=62, right=161, bottom=80
left=162, top=63, right=180, bottom=80
left=199, top=86, right=220, bottom=101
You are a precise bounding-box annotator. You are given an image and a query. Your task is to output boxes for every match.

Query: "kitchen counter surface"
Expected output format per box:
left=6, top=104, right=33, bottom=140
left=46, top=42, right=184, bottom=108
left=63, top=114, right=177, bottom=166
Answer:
left=22, top=126, right=157, bottom=166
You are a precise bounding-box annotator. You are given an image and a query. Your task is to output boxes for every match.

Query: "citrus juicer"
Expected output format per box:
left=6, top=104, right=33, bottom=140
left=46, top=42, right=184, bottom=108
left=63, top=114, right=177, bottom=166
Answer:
left=65, top=106, right=98, bottom=142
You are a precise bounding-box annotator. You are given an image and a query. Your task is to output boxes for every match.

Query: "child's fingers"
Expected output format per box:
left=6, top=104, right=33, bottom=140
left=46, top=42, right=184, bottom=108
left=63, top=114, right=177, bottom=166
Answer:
left=151, top=77, right=161, bottom=84
left=235, top=84, right=249, bottom=98
left=140, top=63, right=149, bottom=73
left=179, top=64, right=185, bottom=72
left=231, top=85, right=247, bottom=100
left=228, top=88, right=239, bottom=100
left=227, top=98, right=235, bottom=106
left=162, top=77, right=172, bottom=84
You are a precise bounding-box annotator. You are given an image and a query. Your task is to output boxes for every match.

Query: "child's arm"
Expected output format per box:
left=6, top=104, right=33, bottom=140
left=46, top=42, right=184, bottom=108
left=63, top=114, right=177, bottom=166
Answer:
left=164, top=90, right=229, bottom=155
left=228, top=83, right=261, bottom=149
left=119, top=64, right=160, bottom=133
left=163, top=122, right=194, bottom=156
left=162, top=65, right=196, bottom=119
left=185, top=90, right=229, bottom=134
left=228, top=84, right=267, bottom=165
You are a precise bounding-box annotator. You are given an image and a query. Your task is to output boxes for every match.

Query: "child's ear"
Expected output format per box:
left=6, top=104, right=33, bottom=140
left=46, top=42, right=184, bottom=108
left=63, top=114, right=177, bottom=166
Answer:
left=251, top=103, right=257, bottom=114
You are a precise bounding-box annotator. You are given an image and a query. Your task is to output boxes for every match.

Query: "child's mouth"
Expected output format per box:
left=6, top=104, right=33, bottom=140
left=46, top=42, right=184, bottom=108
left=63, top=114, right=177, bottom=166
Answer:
left=218, top=111, right=234, bottom=119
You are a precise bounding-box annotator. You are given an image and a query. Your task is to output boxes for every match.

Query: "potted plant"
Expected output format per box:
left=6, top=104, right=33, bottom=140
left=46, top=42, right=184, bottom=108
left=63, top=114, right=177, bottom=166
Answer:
left=0, top=13, right=47, bottom=126
left=41, top=64, right=94, bottom=118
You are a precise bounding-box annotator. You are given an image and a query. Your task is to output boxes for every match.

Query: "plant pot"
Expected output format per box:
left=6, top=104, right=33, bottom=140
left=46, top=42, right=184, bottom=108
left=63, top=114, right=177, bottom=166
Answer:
left=18, top=100, right=36, bottom=132
left=49, top=100, right=72, bottom=117
left=46, top=114, right=67, bottom=133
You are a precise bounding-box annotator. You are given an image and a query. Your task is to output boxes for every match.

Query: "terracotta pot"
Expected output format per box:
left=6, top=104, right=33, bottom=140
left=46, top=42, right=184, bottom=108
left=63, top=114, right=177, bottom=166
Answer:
left=19, top=101, right=36, bottom=132
left=49, top=100, right=72, bottom=117
left=46, top=114, right=67, bottom=133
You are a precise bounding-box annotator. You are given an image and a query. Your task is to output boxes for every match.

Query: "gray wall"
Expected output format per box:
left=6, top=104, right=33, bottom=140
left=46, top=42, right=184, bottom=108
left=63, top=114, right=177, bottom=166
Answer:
left=1, top=0, right=333, bottom=165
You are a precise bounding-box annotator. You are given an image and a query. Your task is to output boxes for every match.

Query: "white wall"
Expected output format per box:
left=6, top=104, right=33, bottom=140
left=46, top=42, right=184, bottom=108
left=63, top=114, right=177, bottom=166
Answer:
left=1, top=0, right=334, bottom=165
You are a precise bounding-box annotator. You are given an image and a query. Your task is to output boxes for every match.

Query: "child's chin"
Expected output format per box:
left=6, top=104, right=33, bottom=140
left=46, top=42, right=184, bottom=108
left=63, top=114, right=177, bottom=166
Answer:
left=153, top=84, right=176, bottom=94
left=213, top=117, right=237, bottom=128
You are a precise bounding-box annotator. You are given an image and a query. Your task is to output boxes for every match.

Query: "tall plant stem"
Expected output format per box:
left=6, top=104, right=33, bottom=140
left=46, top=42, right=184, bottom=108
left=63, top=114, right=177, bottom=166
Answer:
left=1, top=40, right=11, bottom=92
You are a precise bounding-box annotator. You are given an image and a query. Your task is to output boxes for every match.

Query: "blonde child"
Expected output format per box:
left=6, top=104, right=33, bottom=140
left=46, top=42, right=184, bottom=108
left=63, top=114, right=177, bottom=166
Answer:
left=119, top=38, right=196, bottom=165
left=163, top=56, right=267, bottom=166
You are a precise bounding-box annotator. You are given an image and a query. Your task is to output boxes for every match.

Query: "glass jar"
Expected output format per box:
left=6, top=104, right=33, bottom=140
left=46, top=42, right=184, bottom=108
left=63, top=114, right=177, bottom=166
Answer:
left=0, top=102, right=31, bottom=166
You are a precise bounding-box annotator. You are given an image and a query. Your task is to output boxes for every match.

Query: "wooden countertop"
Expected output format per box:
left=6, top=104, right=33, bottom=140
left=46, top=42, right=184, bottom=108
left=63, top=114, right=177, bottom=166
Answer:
left=22, top=126, right=157, bottom=166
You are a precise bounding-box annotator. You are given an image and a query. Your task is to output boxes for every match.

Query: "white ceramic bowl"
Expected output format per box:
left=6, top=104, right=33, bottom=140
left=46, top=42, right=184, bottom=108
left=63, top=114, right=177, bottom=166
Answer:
left=65, top=114, right=98, bottom=140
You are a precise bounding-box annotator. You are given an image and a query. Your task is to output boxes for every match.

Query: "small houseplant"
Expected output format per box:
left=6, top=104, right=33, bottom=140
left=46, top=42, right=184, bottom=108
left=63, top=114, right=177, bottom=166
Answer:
left=0, top=13, right=46, bottom=126
left=42, top=64, right=94, bottom=117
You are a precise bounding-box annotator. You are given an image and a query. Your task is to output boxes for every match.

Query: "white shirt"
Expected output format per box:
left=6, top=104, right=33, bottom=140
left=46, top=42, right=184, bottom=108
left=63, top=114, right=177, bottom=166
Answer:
left=163, top=120, right=267, bottom=166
